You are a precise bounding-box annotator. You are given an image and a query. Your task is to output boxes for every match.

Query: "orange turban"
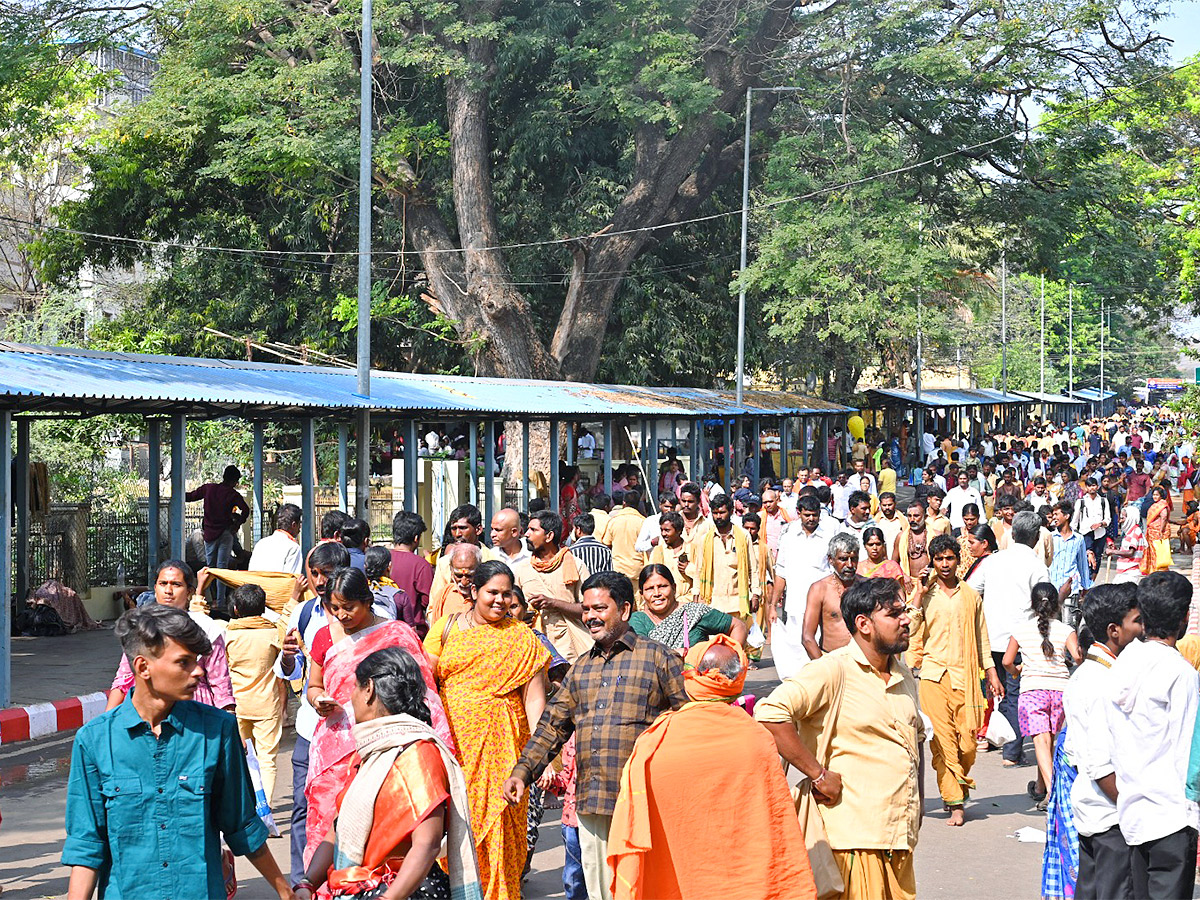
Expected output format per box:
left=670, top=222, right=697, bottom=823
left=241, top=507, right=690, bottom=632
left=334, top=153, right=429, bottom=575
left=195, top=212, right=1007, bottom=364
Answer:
left=683, top=634, right=747, bottom=700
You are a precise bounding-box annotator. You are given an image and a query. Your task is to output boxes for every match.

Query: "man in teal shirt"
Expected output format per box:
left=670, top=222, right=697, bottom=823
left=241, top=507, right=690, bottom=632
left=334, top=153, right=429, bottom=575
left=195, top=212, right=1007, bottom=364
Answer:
left=62, top=605, right=292, bottom=900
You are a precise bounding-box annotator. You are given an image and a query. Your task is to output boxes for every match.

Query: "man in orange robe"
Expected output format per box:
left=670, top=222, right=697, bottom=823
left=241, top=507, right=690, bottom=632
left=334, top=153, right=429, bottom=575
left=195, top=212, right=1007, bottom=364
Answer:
left=606, top=635, right=817, bottom=900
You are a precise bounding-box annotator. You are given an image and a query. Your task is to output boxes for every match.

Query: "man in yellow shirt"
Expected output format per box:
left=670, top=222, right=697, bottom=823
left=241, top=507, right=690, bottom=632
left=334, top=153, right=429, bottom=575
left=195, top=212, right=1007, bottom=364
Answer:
left=877, top=456, right=898, bottom=496
left=688, top=494, right=760, bottom=625
left=907, top=534, right=1003, bottom=826
left=757, top=577, right=924, bottom=899
left=925, top=488, right=952, bottom=538
left=600, top=488, right=646, bottom=579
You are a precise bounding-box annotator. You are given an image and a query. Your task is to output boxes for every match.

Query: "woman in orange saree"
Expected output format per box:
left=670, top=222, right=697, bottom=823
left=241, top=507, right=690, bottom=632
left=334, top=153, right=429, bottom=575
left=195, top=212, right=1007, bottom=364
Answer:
left=304, top=568, right=453, bottom=867
left=1145, top=486, right=1173, bottom=572
left=424, top=560, right=549, bottom=900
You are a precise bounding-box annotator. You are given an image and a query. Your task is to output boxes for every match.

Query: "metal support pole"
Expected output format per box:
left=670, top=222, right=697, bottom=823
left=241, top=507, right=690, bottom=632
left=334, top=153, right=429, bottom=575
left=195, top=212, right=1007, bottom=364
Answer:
left=1069, top=283, right=1074, bottom=396
left=780, top=416, right=791, bottom=480
left=252, top=422, right=264, bottom=541
left=522, top=421, right=531, bottom=509
left=469, top=423, right=478, bottom=505
left=1100, top=299, right=1106, bottom=404
left=723, top=419, right=733, bottom=492
left=1040, top=273, right=1045, bottom=395
left=751, top=418, right=761, bottom=485
left=691, top=419, right=702, bottom=483
left=300, top=418, right=316, bottom=551
left=650, top=419, right=658, bottom=488
left=356, top=0, right=373, bottom=400
left=0, top=412, right=11, bottom=707
left=356, top=410, right=370, bottom=520
left=736, top=85, right=751, bottom=408
left=147, top=420, right=161, bottom=583
left=169, top=413, right=186, bottom=559
left=337, top=423, right=349, bottom=512
left=404, top=420, right=419, bottom=513
left=14, top=418, right=29, bottom=608
left=1001, top=248, right=1008, bottom=396
left=604, top=420, right=614, bottom=495
left=549, top=420, right=561, bottom=513
left=640, top=420, right=648, bottom=480
left=484, top=421, right=496, bottom=525
left=566, top=423, right=576, bottom=465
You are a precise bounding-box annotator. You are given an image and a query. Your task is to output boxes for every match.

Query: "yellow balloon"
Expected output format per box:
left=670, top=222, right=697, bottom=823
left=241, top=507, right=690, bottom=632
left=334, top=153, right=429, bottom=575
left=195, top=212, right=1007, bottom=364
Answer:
left=847, top=415, right=865, bottom=440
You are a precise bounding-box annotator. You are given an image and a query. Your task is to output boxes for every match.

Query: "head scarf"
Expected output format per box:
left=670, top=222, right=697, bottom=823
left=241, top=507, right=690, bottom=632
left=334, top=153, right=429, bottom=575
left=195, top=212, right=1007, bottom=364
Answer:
left=1122, top=503, right=1142, bottom=535
left=683, top=634, right=747, bottom=700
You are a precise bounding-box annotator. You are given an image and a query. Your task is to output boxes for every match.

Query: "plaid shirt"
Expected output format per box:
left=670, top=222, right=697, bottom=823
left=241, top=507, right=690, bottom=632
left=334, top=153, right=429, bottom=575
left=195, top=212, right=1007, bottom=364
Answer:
left=513, top=629, right=687, bottom=817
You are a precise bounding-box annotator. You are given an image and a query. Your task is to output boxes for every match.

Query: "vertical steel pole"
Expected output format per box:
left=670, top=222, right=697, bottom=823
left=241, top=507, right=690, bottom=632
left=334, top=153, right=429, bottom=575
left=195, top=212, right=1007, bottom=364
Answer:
left=1069, top=283, right=1074, bottom=397
left=549, top=420, right=561, bottom=513
left=723, top=419, right=733, bottom=493
left=147, top=420, right=161, bottom=583
left=736, top=86, right=752, bottom=408
left=780, top=416, right=791, bottom=480
left=252, top=422, right=264, bottom=541
left=1040, top=273, right=1046, bottom=395
left=14, top=418, right=29, bottom=606
left=691, top=419, right=702, bottom=483
left=356, top=0, right=373, bottom=399
left=300, top=418, right=316, bottom=551
left=337, top=423, right=349, bottom=512
left=484, top=421, right=496, bottom=524
left=169, top=413, right=186, bottom=559
left=751, top=417, right=761, bottom=485
left=356, top=410, right=370, bottom=520
left=468, top=422, right=478, bottom=505
left=603, top=420, right=614, bottom=495
left=404, top=420, right=418, bottom=513
left=1001, top=248, right=1008, bottom=396
left=522, top=421, right=531, bottom=509
left=0, top=412, right=11, bottom=707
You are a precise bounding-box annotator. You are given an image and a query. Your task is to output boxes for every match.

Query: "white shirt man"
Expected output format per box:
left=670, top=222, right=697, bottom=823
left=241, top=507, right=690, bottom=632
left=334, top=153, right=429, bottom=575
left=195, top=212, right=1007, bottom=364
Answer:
left=1107, top=589, right=1200, bottom=898
left=771, top=510, right=834, bottom=679
left=970, top=515, right=1049, bottom=659
left=943, top=479, right=985, bottom=532
left=248, top=528, right=304, bottom=576
left=830, top=478, right=854, bottom=521
left=577, top=430, right=596, bottom=459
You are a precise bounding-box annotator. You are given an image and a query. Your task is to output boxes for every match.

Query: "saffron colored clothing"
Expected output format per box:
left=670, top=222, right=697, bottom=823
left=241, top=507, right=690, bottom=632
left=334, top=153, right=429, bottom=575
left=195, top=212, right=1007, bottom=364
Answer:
left=303, top=620, right=451, bottom=867
left=424, top=616, right=550, bottom=900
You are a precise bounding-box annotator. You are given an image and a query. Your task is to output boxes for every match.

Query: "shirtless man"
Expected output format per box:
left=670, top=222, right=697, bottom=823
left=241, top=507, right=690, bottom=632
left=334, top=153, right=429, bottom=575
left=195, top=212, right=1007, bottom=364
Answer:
left=801, top=532, right=862, bottom=659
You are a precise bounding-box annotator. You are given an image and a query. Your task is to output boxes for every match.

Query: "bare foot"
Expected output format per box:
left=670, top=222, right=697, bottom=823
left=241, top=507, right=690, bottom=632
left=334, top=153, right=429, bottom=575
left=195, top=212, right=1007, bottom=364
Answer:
left=947, top=806, right=965, bottom=826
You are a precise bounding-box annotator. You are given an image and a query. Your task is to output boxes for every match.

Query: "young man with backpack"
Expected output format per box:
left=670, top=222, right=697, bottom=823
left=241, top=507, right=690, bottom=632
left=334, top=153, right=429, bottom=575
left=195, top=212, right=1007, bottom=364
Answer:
left=1072, top=478, right=1111, bottom=580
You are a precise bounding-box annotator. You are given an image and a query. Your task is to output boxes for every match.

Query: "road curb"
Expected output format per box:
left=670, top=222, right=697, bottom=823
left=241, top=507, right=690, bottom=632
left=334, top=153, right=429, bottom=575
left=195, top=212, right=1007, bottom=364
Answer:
left=0, top=692, right=107, bottom=745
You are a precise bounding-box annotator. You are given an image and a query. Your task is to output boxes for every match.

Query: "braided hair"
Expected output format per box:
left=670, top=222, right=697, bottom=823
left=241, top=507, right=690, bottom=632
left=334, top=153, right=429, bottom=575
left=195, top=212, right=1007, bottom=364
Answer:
left=1030, top=581, right=1062, bottom=661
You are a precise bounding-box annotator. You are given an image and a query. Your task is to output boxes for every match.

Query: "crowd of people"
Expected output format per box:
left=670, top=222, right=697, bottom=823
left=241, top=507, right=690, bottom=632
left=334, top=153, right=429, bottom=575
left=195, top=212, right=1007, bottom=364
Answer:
left=58, top=405, right=1200, bottom=900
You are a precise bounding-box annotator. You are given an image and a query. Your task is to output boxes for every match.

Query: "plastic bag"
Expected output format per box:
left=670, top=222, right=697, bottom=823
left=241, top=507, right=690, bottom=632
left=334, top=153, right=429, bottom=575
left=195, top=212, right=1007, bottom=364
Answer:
left=244, top=741, right=280, bottom=837
left=984, top=708, right=1017, bottom=748
left=746, top=620, right=767, bottom=650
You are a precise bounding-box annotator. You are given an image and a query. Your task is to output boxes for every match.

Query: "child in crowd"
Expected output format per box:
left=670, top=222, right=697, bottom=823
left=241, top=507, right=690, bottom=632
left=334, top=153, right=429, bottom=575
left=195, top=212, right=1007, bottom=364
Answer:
left=363, top=544, right=401, bottom=621
left=1004, top=581, right=1081, bottom=810
left=223, top=582, right=286, bottom=806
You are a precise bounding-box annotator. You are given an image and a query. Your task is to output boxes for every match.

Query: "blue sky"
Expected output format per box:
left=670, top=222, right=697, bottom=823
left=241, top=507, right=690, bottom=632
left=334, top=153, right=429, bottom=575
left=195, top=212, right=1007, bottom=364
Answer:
left=1163, top=3, right=1200, bottom=62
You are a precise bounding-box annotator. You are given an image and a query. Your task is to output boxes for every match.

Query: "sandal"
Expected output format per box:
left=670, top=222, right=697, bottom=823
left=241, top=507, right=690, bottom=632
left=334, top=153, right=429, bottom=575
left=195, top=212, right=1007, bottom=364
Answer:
left=1028, top=780, right=1047, bottom=802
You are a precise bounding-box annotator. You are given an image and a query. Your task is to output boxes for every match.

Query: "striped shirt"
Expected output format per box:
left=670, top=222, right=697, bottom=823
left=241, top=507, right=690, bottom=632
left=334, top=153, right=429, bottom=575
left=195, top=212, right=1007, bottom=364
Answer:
left=514, top=629, right=687, bottom=816
left=1049, top=530, right=1093, bottom=595
left=569, top=537, right=613, bottom=575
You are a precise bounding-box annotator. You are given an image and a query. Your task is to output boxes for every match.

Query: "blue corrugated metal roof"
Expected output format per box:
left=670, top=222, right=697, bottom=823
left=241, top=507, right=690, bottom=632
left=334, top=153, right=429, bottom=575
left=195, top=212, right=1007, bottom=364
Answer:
left=0, top=343, right=851, bottom=418
left=1013, top=390, right=1085, bottom=405
left=1069, top=388, right=1119, bottom=401
left=865, top=386, right=1028, bottom=408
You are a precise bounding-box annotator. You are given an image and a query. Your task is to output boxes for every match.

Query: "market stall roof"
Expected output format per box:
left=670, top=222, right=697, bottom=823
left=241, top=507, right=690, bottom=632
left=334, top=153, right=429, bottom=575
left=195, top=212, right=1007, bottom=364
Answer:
left=1012, top=390, right=1086, bottom=406
left=1069, top=388, right=1120, bottom=402
left=864, top=386, right=1029, bottom=409
left=0, top=343, right=853, bottom=419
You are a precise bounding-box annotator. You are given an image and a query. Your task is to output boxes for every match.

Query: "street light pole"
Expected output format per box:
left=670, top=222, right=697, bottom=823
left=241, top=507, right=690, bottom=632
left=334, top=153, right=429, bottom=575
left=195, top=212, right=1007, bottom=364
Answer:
left=1001, top=248, right=1007, bottom=396
left=356, top=0, right=373, bottom=399
left=1039, top=273, right=1045, bottom=395
left=736, top=86, right=751, bottom=409
left=1068, top=282, right=1074, bottom=397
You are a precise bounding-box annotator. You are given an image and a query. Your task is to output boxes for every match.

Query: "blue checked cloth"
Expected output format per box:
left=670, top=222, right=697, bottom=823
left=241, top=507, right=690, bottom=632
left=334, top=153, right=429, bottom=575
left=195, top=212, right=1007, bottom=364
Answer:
left=1042, top=727, right=1078, bottom=899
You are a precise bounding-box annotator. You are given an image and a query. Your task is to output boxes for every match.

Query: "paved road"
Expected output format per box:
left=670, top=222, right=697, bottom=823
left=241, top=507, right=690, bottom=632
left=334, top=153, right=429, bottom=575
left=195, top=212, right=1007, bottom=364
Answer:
left=0, top=645, right=1057, bottom=900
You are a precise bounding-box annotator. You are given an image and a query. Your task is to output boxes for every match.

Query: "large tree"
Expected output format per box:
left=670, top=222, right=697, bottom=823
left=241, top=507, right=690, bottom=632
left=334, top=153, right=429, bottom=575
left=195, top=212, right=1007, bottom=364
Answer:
left=33, top=0, right=1179, bottom=387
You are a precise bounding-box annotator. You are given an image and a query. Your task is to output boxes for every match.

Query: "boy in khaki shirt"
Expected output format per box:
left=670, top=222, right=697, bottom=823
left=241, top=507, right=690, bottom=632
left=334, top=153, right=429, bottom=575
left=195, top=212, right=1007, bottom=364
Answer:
left=223, top=583, right=286, bottom=806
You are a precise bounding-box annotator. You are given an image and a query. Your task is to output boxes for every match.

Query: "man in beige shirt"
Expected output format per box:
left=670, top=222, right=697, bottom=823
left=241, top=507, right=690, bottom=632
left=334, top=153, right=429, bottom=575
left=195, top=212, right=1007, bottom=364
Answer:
left=687, top=494, right=760, bottom=622
left=514, top=509, right=593, bottom=663
left=223, top=583, right=286, bottom=805
left=649, top=511, right=693, bottom=601
left=757, top=577, right=924, bottom=899
left=429, top=503, right=497, bottom=601
left=907, top=533, right=1003, bottom=826
left=925, top=488, right=952, bottom=538
left=600, top=488, right=646, bottom=579
left=677, top=482, right=712, bottom=548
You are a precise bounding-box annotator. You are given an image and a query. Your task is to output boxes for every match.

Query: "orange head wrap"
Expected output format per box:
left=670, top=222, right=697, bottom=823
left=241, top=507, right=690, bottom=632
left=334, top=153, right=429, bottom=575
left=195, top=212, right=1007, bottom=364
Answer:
left=683, top=633, right=747, bottom=701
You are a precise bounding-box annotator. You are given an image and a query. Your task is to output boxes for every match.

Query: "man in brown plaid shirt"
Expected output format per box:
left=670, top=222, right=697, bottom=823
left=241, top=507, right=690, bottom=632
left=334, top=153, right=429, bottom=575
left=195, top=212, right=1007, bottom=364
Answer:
left=503, top=569, right=687, bottom=900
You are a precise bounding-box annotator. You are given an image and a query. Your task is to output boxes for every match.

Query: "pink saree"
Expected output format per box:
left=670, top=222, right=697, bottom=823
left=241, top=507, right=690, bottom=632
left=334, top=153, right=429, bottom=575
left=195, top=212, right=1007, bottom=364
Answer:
left=303, top=619, right=452, bottom=866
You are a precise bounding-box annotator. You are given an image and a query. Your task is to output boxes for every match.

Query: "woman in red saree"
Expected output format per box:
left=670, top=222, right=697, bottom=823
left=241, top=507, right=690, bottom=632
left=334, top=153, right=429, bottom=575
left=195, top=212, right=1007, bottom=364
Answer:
left=294, top=646, right=482, bottom=900
left=304, top=568, right=453, bottom=867
left=857, top=526, right=906, bottom=589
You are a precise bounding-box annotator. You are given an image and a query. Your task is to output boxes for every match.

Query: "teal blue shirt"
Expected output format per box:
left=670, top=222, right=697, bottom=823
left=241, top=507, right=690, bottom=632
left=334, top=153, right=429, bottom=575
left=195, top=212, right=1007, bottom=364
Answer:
left=62, top=695, right=268, bottom=899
